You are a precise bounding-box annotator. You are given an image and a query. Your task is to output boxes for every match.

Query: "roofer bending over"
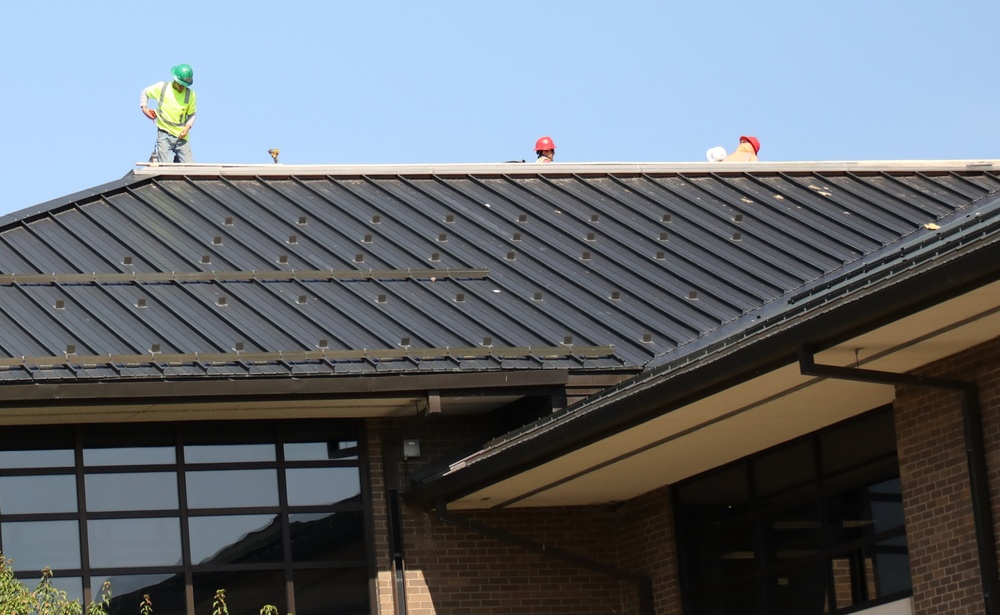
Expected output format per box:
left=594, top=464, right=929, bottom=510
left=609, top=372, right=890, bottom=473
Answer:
left=724, top=135, right=760, bottom=162
left=140, top=64, right=197, bottom=164
left=534, top=136, right=556, bottom=163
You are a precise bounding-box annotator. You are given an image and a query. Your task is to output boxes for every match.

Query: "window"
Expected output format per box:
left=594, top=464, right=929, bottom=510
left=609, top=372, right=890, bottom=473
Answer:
left=0, top=421, right=369, bottom=615
left=675, top=406, right=910, bottom=614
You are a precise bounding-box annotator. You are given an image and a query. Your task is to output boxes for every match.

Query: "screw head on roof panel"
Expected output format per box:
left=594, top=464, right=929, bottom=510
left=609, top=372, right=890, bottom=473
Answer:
left=123, top=256, right=134, bottom=266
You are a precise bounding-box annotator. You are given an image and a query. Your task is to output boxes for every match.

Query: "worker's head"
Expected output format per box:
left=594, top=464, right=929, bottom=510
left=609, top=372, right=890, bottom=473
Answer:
left=739, top=136, right=760, bottom=155
left=171, top=64, right=194, bottom=88
left=534, top=136, right=557, bottom=152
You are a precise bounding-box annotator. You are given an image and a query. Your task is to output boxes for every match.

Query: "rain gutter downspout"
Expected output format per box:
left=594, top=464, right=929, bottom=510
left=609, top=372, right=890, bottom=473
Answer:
left=799, top=344, right=1000, bottom=615
left=434, top=499, right=654, bottom=615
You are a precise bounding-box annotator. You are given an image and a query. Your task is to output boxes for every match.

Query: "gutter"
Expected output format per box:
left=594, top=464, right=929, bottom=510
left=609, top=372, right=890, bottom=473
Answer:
left=799, top=346, right=1000, bottom=615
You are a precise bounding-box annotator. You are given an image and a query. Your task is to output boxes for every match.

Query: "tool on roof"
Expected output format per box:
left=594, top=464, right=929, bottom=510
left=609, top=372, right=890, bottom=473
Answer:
left=268, top=148, right=280, bottom=163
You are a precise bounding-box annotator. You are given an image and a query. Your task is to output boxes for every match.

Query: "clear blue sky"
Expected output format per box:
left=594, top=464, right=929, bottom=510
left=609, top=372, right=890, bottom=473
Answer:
left=1, top=1, right=997, bottom=216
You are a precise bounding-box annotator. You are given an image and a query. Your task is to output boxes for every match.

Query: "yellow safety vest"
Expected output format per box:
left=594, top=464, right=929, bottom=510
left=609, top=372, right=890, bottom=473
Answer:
left=144, top=81, right=197, bottom=139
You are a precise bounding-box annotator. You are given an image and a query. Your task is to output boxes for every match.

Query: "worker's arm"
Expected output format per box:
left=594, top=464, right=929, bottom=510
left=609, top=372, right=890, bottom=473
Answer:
left=139, top=85, right=158, bottom=120
left=179, top=112, right=196, bottom=138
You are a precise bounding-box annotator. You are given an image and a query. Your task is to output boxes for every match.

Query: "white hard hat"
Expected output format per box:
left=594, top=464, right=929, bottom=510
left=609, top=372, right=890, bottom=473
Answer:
left=706, top=146, right=727, bottom=162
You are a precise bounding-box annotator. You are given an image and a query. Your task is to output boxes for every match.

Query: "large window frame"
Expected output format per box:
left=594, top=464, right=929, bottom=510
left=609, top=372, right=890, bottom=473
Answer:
left=674, top=406, right=911, bottom=615
left=0, top=420, right=372, bottom=615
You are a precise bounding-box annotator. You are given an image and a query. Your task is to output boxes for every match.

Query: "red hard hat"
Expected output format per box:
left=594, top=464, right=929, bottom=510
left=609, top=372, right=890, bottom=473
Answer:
left=740, top=135, right=760, bottom=155
left=534, top=136, right=556, bottom=151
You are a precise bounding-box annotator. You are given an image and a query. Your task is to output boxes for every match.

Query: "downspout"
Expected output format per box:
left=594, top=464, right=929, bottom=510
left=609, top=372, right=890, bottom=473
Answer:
left=799, top=344, right=1000, bottom=615
left=434, top=499, right=655, bottom=615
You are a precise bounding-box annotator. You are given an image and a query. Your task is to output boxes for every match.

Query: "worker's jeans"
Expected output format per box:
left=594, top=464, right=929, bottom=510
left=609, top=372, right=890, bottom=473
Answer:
left=154, top=129, right=193, bottom=164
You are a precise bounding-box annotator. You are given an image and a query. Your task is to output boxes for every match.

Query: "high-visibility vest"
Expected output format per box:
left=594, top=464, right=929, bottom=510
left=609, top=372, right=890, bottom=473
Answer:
left=144, top=81, right=197, bottom=139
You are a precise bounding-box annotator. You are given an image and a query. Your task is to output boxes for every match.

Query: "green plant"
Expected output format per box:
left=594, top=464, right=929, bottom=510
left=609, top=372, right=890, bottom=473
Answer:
left=30, top=567, right=80, bottom=615
left=0, top=555, right=32, bottom=615
left=211, top=589, right=228, bottom=615
left=86, top=582, right=111, bottom=615
left=139, top=594, right=153, bottom=615
left=258, top=606, right=279, bottom=615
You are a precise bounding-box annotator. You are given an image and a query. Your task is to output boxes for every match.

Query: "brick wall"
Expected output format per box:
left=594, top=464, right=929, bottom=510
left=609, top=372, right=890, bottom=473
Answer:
left=614, top=486, right=682, bottom=615
left=895, top=335, right=1000, bottom=615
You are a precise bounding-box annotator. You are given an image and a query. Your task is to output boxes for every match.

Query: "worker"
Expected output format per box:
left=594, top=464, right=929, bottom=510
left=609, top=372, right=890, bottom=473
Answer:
left=724, top=136, right=760, bottom=162
left=140, top=64, right=197, bottom=164
left=534, top=136, right=556, bottom=163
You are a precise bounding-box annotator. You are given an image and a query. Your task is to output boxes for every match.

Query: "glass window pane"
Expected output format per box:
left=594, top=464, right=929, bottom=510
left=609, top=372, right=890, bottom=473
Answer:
left=676, top=464, right=750, bottom=532
left=193, top=571, right=285, bottom=615
left=821, top=409, right=895, bottom=475
left=0, top=475, right=78, bottom=514
left=1, top=520, right=81, bottom=569
left=92, top=574, right=186, bottom=615
left=290, top=512, right=366, bottom=563
left=86, top=473, right=178, bottom=512
left=689, top=583, right=760, bottom=615
left=188, top=515, right=282, bottom=565
left=186, top=470, right=278, bottom=508
left=294, top=568, right=370, bottom=615
left=286, top=468, right=360, bottom=506
left=17, top=575, right=82, bottom=605
left=84, top=447, right=176, bottom=466
left=766, top=559, right=830, bottom=615
left=88, top=518, right=182, bottom=568
left=184, top=444, right=275, bottom=464
left=284, top=440, right=358, bottom=461
left=683, top=520, right=756, bottom=591
left=761, top=501, right=822, bottom=566
left=753, top=440, right=815, bottom=497
left=0, top=449, right=75, bottom=469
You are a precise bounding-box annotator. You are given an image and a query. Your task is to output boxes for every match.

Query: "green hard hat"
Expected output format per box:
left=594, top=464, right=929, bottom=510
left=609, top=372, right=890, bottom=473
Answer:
left=171, top=64, right=194, bottom=87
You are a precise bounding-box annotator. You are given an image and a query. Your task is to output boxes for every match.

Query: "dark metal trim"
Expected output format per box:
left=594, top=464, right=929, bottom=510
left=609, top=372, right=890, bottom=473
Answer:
left=434, top=500, right=654, bottom=615
left=0, top=268, right=488, bottom=285
left=799, top=345, right=1000, bottom=615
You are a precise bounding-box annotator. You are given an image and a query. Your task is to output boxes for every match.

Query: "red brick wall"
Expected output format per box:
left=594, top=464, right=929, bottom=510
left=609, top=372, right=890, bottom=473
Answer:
left=896, top=335, right=1000, bottom=615
left=614, top=486, right=682, bottom=615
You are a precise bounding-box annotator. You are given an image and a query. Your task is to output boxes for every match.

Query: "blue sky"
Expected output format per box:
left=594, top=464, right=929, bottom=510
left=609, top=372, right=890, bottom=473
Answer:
left=1, top=0, right=997, bottom=216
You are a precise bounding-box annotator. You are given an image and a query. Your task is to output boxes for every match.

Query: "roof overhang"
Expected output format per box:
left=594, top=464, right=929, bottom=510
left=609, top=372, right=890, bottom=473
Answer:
left=405, top=186, right=1000, bottom=509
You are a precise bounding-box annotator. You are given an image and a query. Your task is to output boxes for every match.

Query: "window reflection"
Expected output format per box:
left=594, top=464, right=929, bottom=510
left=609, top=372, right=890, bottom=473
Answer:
left=86, top=473, right=178, bottom=511
left=286, top=468, right=360, bottom=506
left=93, top=574, right=185, bottom=615
left=284, top=441, right=358, bottom=461
left=0, top=475, right=77, bottom=514
left=193, top=571, right=285, bottom=615
left=186, top=470, right=279, bottom=508
left=0, top=449, right=74, bottom=469
left=293, top=568, right=370, bottom=615
left=184, top=444, right=275, bottom=464
left=1, top=520, right=80, bottom=569
left=88, top=518, right=182, bottom=568
left=289, top=512, right=366, bottom=563
left=188, top=515, right=282, bottom=565
left=84, top=446, right=176, bottom=466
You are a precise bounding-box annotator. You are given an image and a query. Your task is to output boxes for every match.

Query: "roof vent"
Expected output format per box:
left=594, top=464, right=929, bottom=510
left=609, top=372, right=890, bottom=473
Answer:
left=445, top=214, right=455, bottom=223
left=438, top=233, right=448, bottom=242
left=610, top=291, right=621, bottom=300
left=659, top=232, right=668, bottom=241
left=136, top=297, right=147, bottom=308
left=287, top=235, right=298, bottom=245
left=217, top=296, right=228, bottom=306
left=363, top=234, right=373, bottom=243
left=655, top=251, right=666, bottom=260
left=532, top=292, right=543, bottom=301
left=482, top=336, right=493, bottom=347
left=581, top=251, right=592, bottom=261
left=687, top=291, right=699, bottom=300
left=642, top=333, right=653, bottom=344
left=371, top=215, right=381, bottom=224
left=429, top=253, right=441, bottom=262
left=505, top=252, right=516, bottom=260
left=733, top=214, right=743, bottom=223
left=591, top=214, right=600, bottom=223
left=278, top=254, right=289, bottom=264
left=150, top=343, right=161, bottom=354
left=732, top=232, right=742, bottom=241
left=296, top=295, right=307, bottom=305
left=377, top=294, right=387, bottom=304
left=563, top=336, right=574, bottom=346
left=455, top=293, right=466, bottom=303
left=512, top=232, right=522, bottom=241
left=317, top=339, right=329, bottom=349
left=586, top=232, right=596, bottom=242
left=201, top=255, right=211, bottom=264
left=224, top=217, right=234, bottom=226
left=234, top=342, right=245, bottom=352
left=662, top=214, right=671, bottom=223
left=399, top=337, right=411, bottom=348
left=354, top=254, right=364, bottom=263
left=518, top=214, right=528, bottom=223
left=298, top=216, right=308, bottom=225
left=123, top=256, right=133, bottom=266
left=54, top=299, right=65, bottom=309
left=212, top=236, right=223, bottom=245
left=66, top=344, right=76, bottom=355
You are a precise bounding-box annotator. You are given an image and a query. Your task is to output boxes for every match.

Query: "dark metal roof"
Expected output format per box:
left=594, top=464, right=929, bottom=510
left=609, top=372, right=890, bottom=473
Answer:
left=1, top=161, right=997, bottom=384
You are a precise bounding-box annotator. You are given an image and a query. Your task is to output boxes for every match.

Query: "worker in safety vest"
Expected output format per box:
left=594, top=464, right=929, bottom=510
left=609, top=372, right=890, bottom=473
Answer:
left=724, top=135, right=760, bottom=162
left=140, top=64, right=197, bottom=164
left=534, top=136, right=556, bottom=163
